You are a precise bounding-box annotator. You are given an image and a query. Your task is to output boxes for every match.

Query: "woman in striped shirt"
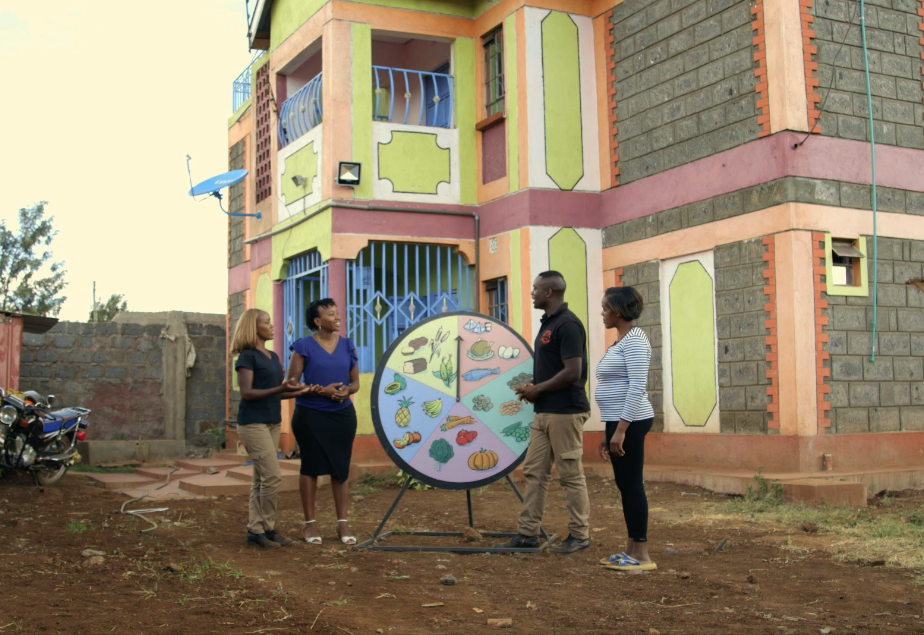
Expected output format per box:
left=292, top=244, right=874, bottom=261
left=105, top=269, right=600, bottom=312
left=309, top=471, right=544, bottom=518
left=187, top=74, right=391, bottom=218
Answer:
left=595, top=286, right=657, bottom=572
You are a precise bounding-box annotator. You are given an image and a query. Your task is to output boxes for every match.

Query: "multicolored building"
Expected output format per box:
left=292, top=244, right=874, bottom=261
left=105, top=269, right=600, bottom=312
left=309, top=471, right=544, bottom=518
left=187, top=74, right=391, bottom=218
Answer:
left=225, top=0, right=924, bottom=493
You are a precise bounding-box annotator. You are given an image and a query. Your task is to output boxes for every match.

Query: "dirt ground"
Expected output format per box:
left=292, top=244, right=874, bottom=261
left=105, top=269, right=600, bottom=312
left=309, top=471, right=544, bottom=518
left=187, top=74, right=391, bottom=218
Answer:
left=0, top=471, right=922, bottom=635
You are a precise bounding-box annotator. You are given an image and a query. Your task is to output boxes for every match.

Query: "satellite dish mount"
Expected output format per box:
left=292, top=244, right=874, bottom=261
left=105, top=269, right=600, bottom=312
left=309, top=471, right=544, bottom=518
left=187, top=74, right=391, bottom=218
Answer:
left=187, top=156, right=261, bottom=220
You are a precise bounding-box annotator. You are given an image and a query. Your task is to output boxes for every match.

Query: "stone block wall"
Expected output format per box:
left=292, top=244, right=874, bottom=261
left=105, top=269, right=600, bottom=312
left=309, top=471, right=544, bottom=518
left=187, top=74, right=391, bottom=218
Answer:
left=186, top=322, right=228, bottom=447
left=714, top=238, right=773, bottom=433
left=822, top=235, right=924, bottom=432
left=811, top=0, right=924, bottom=148
left=20, top=322, right=166, bottom=441
left=616, top=261, right=664, bottom=431
left=229, top=140, right=246, bottom=268
left=228, top=291, right=246, bottom=419
left=610, top=0, right=761, bottom=184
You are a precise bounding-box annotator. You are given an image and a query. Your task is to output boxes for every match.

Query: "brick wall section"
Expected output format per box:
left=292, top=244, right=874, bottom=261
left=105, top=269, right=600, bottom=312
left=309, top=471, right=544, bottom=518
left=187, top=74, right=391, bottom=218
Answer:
left=614, top=262, right=664, bottom=431
left=813, top=233, right=833, bottom=431
left=800, top=0, right=823, bottom=131
left=762, top=235, right=781, bottom=429
left=229, top=140, right=246, bottom=269
left=228, top=291, right=247, bottom=419
left=20, top=322, right=166, bottom=441
left=821, top=235, right=924, bottom=433
left=254, top=64, right=273, bottom=203
left=810, top=0, right=924, bottom=148
left=752, top=0, right=771, bottom=136
left=714, top=238, right=773, bottom=433
left=602, top=176, right=924, bottom=247
left=609, top=0, right=761, bottom=184
left=605, top=8, right=621, bottom=186
left=185, top=322, right=228, bottom=447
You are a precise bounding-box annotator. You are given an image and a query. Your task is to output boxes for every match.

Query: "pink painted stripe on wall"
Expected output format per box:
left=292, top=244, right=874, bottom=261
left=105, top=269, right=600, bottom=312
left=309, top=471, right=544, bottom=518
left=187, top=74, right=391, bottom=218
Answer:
left=331, top=207, right=476, bottom=238
left=250, top=237, right=272, bottom=268
left=228, top=263, right=250, bottom=295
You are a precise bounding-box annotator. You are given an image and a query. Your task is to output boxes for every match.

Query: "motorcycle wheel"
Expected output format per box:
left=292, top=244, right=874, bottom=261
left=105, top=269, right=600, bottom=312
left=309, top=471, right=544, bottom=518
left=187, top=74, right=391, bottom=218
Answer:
left=35, top=439, right=69, bottom=487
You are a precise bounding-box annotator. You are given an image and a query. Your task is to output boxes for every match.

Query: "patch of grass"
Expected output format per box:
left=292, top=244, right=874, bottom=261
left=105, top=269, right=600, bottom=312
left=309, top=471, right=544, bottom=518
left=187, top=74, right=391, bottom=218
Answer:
left=351, top=483, right=381, bottom=496
left=321, top=596, right=353, bottom=607
left=742, top=468, right=784, bottom=505
left=70, top=464, right=136, bottom=473
left=66, top=521, right=90, bottom=534
left=180, top=556, right=244, bottom=583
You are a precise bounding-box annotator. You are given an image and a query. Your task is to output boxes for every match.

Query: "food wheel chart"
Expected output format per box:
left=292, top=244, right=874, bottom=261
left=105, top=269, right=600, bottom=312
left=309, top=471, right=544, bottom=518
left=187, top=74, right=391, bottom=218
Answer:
left=372, top=311, right=534, bottom=491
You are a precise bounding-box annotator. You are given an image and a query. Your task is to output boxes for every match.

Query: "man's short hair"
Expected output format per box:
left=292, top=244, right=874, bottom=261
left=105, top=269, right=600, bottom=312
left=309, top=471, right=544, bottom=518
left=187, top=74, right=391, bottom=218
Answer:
left=536, top=271, right=566, bottom=293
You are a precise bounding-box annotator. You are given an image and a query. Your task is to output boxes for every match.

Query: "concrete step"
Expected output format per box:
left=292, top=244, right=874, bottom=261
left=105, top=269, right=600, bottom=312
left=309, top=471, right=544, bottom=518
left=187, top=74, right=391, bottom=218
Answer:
left=214, top=450, right=250, bottom=463
left=134, top=467, right=199, bottom=481
left=350, top=461, right=393, bottom=480
left=225, top=466, right=301, bottom=491
left=279, top=459, right=303, bottom=472
left=174, top=458, right=247, bottom=473
left=179, top=473, right=252, bottom=496
left=85, top=473, right=160, bottom=490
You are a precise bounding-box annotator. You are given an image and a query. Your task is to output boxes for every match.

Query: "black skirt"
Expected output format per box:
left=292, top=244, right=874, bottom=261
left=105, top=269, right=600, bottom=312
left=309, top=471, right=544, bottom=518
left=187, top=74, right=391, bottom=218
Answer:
left=291, top=404, right=357, bottom=482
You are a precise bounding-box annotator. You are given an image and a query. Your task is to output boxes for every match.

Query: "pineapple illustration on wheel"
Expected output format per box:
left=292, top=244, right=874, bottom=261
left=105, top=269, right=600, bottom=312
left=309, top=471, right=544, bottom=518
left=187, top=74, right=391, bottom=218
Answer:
left=395, top=397, right=413, bottom=427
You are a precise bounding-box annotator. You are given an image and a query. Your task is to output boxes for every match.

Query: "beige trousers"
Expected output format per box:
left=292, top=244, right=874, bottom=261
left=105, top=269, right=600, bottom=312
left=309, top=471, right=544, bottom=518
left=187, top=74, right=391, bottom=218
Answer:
left=517, top=412, right=591, bottom=541
left=236, top=423, right=282, bottom=535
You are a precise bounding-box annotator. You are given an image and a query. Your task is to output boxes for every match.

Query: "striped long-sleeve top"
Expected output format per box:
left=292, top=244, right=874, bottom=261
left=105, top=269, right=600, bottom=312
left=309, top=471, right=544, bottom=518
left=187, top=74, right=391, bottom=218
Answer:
left=594, top=326, right=655, bottom=423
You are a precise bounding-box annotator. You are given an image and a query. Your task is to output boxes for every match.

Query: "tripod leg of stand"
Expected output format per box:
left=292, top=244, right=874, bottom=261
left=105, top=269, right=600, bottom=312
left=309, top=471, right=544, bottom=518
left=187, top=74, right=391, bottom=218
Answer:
left=371, top=476, right=414, bottom=540
left=505, top=474, right=550, bottom=541
left=466, top=490, right=474, bottom=528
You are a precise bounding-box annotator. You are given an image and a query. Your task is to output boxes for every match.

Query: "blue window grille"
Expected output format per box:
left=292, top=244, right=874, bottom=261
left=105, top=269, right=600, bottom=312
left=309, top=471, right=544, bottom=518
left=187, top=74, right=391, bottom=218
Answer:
left=232, top=51, right=264, bottom=113
left=346, top=242, right=474, bottom=373
left=486, top=277, right=508, bottom=324
left=372, top=66, right=454, bottom=128
left=283, top=251, right=328, bottom=367
left=278, top=73, right=323, bottom=148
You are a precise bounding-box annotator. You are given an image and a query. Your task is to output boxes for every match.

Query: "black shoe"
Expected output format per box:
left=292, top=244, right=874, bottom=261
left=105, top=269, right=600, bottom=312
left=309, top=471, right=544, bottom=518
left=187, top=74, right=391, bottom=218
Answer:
left=265, top=530, right=293, bottom=547
left=550, top=535, right=590, bottom=554
left=246, top=532, right=280, bottom=549
left=264, top=529, right=292, bottom=547
left=494, top=533, right=540, bottom=549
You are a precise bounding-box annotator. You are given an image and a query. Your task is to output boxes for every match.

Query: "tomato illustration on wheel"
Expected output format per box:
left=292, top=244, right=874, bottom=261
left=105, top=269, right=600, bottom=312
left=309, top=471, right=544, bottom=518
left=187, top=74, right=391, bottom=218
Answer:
left=371, top=312, right=535, bottom=490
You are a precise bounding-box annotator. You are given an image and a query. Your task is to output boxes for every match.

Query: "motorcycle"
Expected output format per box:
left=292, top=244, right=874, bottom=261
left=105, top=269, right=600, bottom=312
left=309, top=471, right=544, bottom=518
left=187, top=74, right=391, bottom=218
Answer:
left=0, top=387, right=90, bottom=486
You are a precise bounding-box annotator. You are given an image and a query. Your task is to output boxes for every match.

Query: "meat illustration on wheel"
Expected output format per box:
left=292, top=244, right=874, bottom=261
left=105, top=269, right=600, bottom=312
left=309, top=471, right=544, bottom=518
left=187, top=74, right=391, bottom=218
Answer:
left=371, top=312, right=535, bottom=490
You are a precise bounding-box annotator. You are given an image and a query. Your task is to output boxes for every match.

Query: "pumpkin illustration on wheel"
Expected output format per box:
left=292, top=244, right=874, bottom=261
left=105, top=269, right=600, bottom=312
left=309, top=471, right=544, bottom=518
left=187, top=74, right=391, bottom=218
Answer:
left=468, top=448, right=499, bottom=471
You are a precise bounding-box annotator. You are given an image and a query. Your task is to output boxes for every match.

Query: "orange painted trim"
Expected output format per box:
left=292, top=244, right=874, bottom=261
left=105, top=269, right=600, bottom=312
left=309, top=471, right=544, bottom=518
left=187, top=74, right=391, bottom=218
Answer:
left=478, top=174, right=510, bottom=203
left=519, top=228, right=532, bottom=342
left=225, top=297, right=232, bottom=420
left=762, top=236, right=780, bottom=430
left=331, top=234, right=476, bottom=264
left=594, top=12, right=613, bottom=190
left=811, top=232, right=831, bottom=432
left=323, top=20, right=355, bottom=202
left=271, top=4, right=329, bottom=71
left=751, top=1, right=771, bottom=138
left=516, top=9, right=529, bottom=190
left=800, top=0, right=822, bottom=133
left=333, top=3, right=474, bottom=39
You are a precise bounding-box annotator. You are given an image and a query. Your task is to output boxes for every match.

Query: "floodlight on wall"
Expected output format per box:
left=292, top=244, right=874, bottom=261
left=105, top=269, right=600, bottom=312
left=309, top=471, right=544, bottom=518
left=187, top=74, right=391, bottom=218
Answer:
left=337, top=162, right=361, bottom=187
left=291, top=175, right=307, bottom=187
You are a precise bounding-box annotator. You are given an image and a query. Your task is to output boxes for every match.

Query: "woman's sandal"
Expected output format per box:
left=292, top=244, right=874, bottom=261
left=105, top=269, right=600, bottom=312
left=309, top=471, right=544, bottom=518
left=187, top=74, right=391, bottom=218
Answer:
left=603, top=555, right=658, bottom=572
left=336, top=519, right=356, bottom=545
left=303, top=520, right=322, bottom=545
left=599, top=553, right=630, bottom=566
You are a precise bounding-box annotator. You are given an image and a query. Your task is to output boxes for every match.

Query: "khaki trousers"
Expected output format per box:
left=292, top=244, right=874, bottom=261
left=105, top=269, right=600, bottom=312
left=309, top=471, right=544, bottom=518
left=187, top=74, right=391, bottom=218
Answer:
left=236, top=423, right=282, bottom=535
left=517, top=412, right=591, bottom=541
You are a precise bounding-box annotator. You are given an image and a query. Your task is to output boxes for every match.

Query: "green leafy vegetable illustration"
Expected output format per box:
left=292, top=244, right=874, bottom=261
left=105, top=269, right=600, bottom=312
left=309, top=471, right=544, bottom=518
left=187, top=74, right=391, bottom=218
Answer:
left=429, top=438, right=454, bottom=471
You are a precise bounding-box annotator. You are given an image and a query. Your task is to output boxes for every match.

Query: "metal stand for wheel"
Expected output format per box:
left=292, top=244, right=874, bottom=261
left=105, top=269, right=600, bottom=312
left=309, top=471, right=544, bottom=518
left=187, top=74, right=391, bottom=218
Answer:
left=356, top=475, right=556, bottom=553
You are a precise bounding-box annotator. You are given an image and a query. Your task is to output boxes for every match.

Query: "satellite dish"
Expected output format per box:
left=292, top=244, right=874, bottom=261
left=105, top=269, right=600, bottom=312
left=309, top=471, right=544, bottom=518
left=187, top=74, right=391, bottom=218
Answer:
left=186, top=156, right=261, bottom=220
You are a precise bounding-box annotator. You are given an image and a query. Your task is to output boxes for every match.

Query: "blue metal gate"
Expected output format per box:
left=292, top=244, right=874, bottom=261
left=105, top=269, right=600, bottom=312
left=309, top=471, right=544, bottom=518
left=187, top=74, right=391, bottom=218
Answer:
left=346, top=242, right=474, bottom=373
left=283, top=251, right=328, bottom=367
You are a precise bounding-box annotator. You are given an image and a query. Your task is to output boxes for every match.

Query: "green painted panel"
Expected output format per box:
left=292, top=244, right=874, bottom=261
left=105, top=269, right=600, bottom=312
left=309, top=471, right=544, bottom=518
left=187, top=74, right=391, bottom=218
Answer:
left=271, top=207, right=332, bottom=280
left=255, top=274, right=274, bottom=351
left=509, top=229, right=522, bottom=333
left=548, top=229, right=588, bottom=337
left=669, top=262, right=717, bottom=427
left=281, top=141, right=318, bottom=204
left=504, top=14, right=519, bottom=194
left=541, top=13, right=583, bottom=191
left=378, top=132, right=450, bottom=195
left=270, top=0, right=327, bottom=51
left=352, top=23, right=374, bottom=200
left=453, top=37, right=477, bottom=204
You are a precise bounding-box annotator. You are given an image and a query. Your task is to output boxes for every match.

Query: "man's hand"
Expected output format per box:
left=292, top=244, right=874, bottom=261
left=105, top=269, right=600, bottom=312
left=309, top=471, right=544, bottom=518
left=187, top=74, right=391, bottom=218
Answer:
left=515, top=383, right=542, bottom=404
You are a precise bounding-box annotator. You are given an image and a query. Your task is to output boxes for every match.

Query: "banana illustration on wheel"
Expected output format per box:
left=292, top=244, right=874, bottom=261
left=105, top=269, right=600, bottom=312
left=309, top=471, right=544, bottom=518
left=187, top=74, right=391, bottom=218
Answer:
left=422, top=398, right=443, bottom=418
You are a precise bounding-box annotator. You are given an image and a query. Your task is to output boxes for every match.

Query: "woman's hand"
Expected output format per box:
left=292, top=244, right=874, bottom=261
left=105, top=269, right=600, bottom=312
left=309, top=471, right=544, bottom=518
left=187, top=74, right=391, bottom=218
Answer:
left=331, top=384, right=350, bottom=402
left=598, top=439, right=610, bottom=461
left=283, top=378, right=307, bottom=392
left=320, top=382, right=345, bottom=400
left=609, top=428, right=627, bottom=457
left=298, top=384, right=321, bottom=396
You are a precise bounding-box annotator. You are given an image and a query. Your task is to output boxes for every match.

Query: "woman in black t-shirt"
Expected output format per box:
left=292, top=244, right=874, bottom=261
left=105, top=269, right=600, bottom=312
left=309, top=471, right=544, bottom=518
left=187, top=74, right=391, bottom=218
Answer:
left=232, top=309, right=318, bottom=549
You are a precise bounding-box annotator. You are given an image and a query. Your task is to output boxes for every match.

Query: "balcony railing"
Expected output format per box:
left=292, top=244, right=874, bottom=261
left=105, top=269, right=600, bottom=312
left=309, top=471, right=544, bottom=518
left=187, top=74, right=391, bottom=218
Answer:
left=372, top=66, right=454, bottom=128
left=231, top=51, right=264, bottom=113
left=278, top=73, right=323, bottom=148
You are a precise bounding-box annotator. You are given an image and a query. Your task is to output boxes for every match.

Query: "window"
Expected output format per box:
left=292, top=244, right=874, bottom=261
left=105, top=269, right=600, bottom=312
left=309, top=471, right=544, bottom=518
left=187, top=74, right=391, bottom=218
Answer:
left=485, top=277, right=508, bottom=323
left=824, top=236, right=868, bottom=297
left=483, top=27, right=505, bottom=117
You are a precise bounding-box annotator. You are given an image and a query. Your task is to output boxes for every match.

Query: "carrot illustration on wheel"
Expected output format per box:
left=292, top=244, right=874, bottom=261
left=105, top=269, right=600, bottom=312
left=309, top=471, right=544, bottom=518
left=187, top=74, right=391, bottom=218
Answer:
left=440, top=415, right=476, bottom=431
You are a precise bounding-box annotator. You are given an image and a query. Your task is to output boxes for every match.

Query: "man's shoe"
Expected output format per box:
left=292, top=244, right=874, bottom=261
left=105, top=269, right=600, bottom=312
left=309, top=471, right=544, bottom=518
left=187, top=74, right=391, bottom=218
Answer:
left=265, top=530, right=293, bottom=547
left=246, top=532, right=280, bottom=549
left=494, top=533, right=540, bottom=549
left=550, top=535, right=590, bottom=554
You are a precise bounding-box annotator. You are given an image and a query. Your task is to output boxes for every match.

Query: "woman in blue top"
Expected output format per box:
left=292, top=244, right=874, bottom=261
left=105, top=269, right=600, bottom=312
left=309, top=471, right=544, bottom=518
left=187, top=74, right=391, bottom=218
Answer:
left=287, top=299, right=360, bottom=545
left=594, top=286, right=657, bottom=572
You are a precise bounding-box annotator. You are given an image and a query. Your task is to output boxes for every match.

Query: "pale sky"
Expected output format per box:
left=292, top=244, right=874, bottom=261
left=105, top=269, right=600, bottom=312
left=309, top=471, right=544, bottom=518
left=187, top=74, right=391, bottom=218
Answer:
left=0, top=2, right=254, bottom=321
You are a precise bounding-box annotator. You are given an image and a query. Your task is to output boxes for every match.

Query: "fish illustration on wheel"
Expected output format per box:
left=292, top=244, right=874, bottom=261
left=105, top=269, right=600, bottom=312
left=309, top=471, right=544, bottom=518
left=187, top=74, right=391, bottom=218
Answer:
left=462, top=368, right=500, bottom=382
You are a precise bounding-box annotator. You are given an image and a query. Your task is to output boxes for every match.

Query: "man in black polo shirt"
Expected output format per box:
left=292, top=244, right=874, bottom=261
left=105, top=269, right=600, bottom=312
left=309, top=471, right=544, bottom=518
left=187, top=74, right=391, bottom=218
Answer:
left=496, top=271, right=592, bottom=554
